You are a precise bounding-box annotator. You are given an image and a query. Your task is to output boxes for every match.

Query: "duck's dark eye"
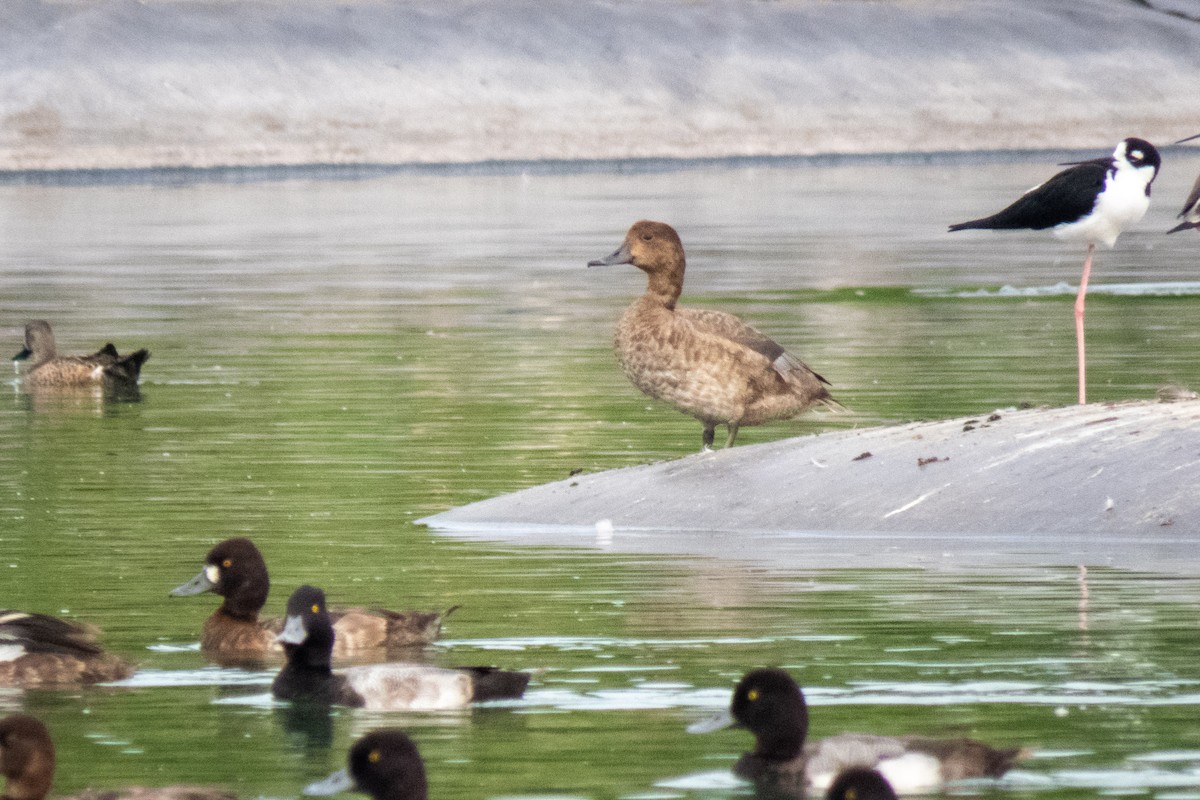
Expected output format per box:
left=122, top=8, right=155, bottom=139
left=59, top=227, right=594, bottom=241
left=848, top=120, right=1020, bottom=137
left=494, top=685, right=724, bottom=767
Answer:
left=222, top=559, right=233, bottom=568
left=641, top=233, right=653, bottom=241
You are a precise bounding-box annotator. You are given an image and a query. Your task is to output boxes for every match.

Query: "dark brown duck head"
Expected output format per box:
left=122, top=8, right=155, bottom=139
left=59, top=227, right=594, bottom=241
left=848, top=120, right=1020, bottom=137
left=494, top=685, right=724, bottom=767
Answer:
left=171, top=537, right=270, bottom=622
left=588, top=220, right=687, bottom=309
left=0, top=714, right=56, bottom=800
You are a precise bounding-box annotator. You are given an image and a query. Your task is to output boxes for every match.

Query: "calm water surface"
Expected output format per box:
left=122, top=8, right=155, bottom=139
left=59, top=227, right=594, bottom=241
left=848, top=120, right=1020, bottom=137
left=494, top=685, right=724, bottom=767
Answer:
left=2, top=154, right=1200, bottom=800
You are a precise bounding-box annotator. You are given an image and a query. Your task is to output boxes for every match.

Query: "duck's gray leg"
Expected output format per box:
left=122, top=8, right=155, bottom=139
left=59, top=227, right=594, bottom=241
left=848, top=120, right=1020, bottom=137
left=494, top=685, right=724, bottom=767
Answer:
left=702, top=424, right=716, bottom=451
left=724, top=423, right=740, bottom=448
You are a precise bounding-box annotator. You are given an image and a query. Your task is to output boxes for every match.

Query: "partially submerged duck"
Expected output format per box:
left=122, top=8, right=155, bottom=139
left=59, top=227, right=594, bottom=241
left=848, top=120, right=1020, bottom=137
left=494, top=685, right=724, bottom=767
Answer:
left=170, top=537, right=455, bottom=661
left=825, top=768, right=899, bottom=800
left=0, top=610, right=133, bottom=688
left=0, top=714, right=235, bottom=800
left=272, top=585, right=529, bottom=710
left=13, top=320, right=148, bottom=390
left=304, top=730, right=427, bottom=800
left=691, top=668, right=1024, bottom=795
left=589, top=221, right=837, bottom=449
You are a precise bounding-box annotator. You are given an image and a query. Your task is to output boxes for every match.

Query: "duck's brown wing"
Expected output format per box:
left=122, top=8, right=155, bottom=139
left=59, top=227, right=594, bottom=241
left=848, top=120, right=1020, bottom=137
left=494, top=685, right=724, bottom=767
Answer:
left=0, top=610, right=103, bottom=655
left=900, top=736, right=1027, bottom=780
left=679, top=307, right=831, bottom=385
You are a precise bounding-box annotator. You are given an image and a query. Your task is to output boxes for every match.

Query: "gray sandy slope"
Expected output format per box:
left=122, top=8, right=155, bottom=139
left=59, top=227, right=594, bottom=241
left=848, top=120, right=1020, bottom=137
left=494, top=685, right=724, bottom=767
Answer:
left=421, top=400, right=1200, bottom=571
left=3, top=0, right=1200, bottom=172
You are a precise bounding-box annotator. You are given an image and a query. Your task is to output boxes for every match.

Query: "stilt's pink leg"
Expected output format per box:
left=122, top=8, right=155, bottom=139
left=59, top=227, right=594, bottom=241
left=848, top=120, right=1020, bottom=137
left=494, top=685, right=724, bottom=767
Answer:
left=1074, top=243, right=1095, bottom=405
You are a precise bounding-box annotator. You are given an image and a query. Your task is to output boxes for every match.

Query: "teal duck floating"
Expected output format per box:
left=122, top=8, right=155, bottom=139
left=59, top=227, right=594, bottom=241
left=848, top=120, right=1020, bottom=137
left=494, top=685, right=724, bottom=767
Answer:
left=304, top=730, right=427, bottom=800
left=170, top=537, right=455, bottom=662
left=589, top=221, right=837, bottom=449
left=690, top=668, right=1024, bottom=796
left=0, top=714, right=236, bottom=800
left=0, top=610, right=133, bottom=688
left=272, top=585, right=529, bottom=710
left=13, top=320, right=149, bottom=389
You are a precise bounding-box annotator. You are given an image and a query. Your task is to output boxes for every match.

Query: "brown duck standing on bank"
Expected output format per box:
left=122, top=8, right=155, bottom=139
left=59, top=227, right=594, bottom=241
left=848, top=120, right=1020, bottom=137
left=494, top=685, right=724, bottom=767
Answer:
left=588, top=220, right=837, bottom=450
left=12, top=320, right=149, bottom=389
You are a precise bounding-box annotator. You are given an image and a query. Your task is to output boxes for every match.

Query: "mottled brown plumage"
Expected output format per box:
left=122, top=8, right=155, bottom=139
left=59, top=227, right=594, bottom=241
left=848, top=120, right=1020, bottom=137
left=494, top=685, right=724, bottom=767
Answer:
left=12, top=320, right=148, bottom=389
left=170, top=538, right=454, bottom=664
left=0, top=611, right=133, bottom=689
left=589, top=221, right=836, bottom=449
left=0, top=714, right=235, bottom=800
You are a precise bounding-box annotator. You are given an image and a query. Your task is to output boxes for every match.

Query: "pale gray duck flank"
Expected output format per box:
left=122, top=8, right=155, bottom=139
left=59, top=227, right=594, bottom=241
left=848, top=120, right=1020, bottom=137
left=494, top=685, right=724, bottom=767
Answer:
left=588, top=220, right=837, bottom=449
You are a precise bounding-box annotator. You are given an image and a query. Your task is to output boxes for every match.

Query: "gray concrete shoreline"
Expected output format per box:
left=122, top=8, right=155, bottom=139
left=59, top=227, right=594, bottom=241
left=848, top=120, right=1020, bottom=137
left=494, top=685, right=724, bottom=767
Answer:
left=421, top=400, right=1200, bottom=572
left=3, top=0, right=1200, bottom=172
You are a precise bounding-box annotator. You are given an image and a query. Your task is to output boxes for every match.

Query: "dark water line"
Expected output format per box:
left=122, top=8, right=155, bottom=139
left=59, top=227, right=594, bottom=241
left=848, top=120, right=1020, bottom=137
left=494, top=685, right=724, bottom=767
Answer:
left=5, top=146, right=1199, bottom=188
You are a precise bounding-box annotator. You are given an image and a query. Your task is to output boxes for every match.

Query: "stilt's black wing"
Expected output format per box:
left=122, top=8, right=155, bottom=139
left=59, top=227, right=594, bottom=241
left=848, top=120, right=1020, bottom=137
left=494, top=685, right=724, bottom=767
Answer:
left=949, top=161, right=1110, bottom=232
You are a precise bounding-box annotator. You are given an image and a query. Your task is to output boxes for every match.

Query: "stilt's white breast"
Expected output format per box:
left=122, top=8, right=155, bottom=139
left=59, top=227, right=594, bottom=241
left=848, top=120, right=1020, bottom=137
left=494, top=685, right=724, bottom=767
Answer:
left=1054, top=159, right=1153, bottom=248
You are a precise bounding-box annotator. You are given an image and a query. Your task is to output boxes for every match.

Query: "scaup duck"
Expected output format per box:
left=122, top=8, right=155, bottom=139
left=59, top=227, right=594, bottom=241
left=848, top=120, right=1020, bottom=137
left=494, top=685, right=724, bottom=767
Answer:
left=825, top=768, right=898, bottom=800
left=13, top=321, right=148, bottom=390
left=0, top=714, right=234, bottom=800
left=304, top=730, right=426, bottom=800
left=170, top=538, right=454, bottom=660
left=272, top=585, right=529, bottom=710
left=588, top=221, right=837, bottom=450
left=0, top=611, right=133, bottom=688
left=692, top=668, right=1023, bottom=795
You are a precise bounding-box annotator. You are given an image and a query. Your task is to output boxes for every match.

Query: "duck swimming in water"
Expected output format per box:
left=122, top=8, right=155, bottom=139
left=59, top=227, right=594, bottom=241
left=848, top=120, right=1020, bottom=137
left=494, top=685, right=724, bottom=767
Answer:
left=13, top=320, right=148, bottom=390
left=588, top=221, right=837, bottom=450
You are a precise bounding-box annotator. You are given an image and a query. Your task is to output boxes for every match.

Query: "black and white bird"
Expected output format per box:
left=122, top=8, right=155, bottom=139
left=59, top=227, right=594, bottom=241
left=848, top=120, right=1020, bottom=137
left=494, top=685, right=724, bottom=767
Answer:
left=949, top=137, right=1161, bottom=405
left=1167, top=132, right=1200, bottom=235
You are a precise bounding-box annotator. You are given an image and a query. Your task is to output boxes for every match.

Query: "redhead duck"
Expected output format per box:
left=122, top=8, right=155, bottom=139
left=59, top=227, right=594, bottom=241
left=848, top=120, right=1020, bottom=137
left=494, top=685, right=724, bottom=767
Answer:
left=0, top=714, right=234, bottom=800
left=304, top=730, right=426, bottom=800
left=588, top=221, right=837, bottom=449
left=170, top=538, right=454, bottom=661
left=1167, top=134, right=1200, bottom=234
left=691, top=668, right=1024, bottom=795
left=13, top=321, right=148, bottom=390
left=272, top=586, right=529, bottom=710
left=0, top=611, right=133, bottom=688
left=825, top=768, right=898, bottom=800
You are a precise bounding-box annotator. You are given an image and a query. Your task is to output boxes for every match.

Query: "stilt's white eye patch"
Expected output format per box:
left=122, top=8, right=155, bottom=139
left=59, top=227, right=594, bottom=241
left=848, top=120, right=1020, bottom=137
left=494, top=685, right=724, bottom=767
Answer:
left=1131, top=150, right=1143, bottom=161
left=205, top=565, right=220, bottom=583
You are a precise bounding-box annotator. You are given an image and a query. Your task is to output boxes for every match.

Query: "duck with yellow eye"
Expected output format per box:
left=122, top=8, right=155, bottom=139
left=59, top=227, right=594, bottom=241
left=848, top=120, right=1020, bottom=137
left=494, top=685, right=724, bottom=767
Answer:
left=272, top=586, right=529, bottom=710
left=689, top=668, right=1025, bottom=796
left=171, top=538, right=456, bottom=662
left=304, top=730, right=427, bottom=800
left=589, top=220, right=839, bottom=450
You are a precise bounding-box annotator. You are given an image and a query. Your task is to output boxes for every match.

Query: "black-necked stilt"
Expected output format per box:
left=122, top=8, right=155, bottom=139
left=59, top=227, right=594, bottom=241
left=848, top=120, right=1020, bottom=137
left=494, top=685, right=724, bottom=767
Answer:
left=949, top=138, right=1161, bottom=405
left=1167, top=132, right=1200, bottom=235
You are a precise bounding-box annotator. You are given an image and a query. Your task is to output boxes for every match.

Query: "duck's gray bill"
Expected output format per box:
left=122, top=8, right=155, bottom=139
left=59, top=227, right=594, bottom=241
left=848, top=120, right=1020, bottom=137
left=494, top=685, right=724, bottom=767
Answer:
left=170, top=568, right=216, bottom=597
left=687, top=708, right=736, bottom=734
left=304, top=768, right=355, bottom=796
left=587, top=242, right=632, bottom=267
left=277, top=613, right=306, bottom=645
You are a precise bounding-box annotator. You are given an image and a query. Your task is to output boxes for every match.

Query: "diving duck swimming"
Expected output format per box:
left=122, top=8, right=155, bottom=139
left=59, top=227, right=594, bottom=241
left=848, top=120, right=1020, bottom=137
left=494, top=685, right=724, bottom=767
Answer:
left=588, top=221, right=837, bottom=449
left=170, top=538, right=454, bottom=662
left=0, top=714, right=235, bottom=800
left=0, top=610, right=133, bottom=688
left=691, top=668, right=1024, bottom=796
left=13, top=320, right=149, bottom=390
left=304, top=730, right=427, bottom=800
left=272, top=585, right=529, bottom=710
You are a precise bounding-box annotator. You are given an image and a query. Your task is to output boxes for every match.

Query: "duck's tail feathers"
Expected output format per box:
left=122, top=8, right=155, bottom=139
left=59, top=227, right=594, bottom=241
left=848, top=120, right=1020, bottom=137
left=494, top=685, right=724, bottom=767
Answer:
left=462, top=666, right=531, bottom=701
left=104, top=348, right=150, bottom=383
